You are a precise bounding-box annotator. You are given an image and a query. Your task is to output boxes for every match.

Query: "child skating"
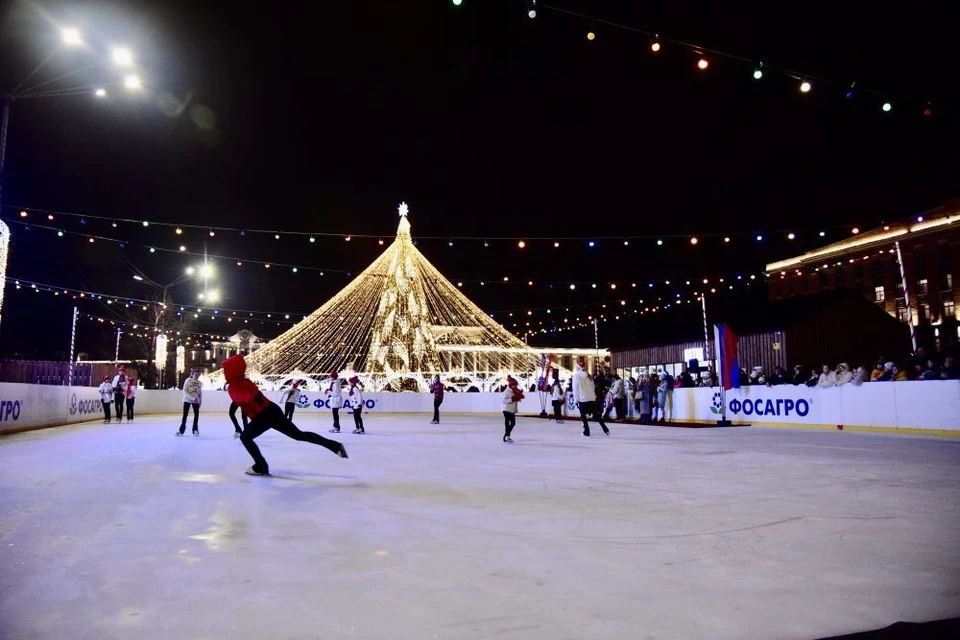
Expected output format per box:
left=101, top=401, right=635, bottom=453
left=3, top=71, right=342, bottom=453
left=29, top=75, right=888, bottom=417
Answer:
left=501, top=375, right=524, bottom=443
left=98, top=376, right=113, bottom=424
left=327, top=372, right=343, bottom=433
left=348, top=376, right=365, bottom=434
left=177, top=368, right=203, bottom=436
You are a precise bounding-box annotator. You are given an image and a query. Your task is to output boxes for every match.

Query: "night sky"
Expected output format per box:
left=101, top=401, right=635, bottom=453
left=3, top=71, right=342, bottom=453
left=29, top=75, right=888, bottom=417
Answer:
left=1, top=0, right=957, bottom=360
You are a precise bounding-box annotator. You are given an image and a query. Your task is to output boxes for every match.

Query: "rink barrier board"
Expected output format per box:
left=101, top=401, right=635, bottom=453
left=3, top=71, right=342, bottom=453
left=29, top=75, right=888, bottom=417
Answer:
left=0, top=381, right=957, bottom=435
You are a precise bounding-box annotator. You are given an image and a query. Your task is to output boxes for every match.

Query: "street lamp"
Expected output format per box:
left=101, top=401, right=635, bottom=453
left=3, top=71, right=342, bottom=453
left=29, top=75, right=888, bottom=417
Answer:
left=61, top=28, right=83, bottom=46
left=112, top=47, right=134, bottom=66
left=1, top=24, right=150, bottom=328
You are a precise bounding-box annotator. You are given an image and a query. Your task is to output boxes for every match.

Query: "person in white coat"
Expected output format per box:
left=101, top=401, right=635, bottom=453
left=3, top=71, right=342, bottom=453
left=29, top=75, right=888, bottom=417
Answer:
left=625, top=376, right=637, bottom=419
left=98, top=376, right=114, bottom=424
left=125, top=378, right=138, bottom=422
left=817, top=364, right=838, bottom=388
left=177, top=368, right=203, bottom=436
left=572, top=361, right=609, bottom=438
left=348, top=376, right=365, bottom=434
left=501, top=375, right=524, bottom=442
left=327, top=372, right=343, bottom=433
left=112, top=366, right=129, bottom=424
left=279, top=381, right=300, bottom=421
left=550, top=378, right=564, bottom=423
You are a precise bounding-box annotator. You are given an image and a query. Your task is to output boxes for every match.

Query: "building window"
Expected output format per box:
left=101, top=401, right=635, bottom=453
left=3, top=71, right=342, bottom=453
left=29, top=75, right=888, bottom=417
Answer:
left=875, top=286, right=885, bottom=302
left=917, top=278, right=929, bottom=295
left=896, top=298, right=907, bottom=322
left=915, top=252, right=927, bottom=279
left=873, top=261, right=884, bottom=287
left=944, top=272, right=953, bottom=291
left=919, top=301, right=931, bottom=323
left=945, top=296, right=956, bottom=321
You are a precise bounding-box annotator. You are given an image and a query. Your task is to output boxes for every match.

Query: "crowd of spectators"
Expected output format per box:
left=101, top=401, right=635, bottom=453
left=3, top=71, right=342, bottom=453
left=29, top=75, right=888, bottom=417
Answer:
left=728, top=347, right=958, bottom=388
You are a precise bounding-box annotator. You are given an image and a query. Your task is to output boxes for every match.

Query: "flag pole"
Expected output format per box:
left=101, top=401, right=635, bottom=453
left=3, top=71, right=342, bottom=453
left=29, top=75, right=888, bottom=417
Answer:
left=714, top=323, right=732, bottom=426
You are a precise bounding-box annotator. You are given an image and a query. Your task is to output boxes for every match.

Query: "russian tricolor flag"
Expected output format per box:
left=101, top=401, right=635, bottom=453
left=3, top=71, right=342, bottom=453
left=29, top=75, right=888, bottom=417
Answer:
left=715, top=323, right=740, bottom=391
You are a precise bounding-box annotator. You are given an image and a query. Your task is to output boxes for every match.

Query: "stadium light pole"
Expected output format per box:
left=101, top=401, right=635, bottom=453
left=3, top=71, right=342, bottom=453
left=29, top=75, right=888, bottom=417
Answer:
left=1, top=26, right=147, bottom=333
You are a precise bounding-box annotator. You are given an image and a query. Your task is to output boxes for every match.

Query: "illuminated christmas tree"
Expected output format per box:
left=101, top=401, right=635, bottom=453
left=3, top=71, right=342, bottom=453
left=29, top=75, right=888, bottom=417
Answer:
left=220, top=203, right=597, bottom=391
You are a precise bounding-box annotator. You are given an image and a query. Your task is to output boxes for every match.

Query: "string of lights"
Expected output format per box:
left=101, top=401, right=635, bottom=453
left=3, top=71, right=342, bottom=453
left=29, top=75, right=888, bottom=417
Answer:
left=457, top=1, right=946, bottom=120
left=7, top=262, right=760, bottom=333
left=0, top=214, right=810, bottom=292
left=4, top=204, right=867, bottom=245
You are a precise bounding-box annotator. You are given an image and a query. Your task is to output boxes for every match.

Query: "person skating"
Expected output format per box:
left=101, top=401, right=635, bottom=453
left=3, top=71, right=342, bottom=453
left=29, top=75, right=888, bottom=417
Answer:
left=501, top=375, right=524, bottom=442
left=279, top=381, right=300, bottom=421
left=112, top=365, right=129, bottom=424
left=223, top=354, right=347, bottom=476
left=572, top=361, right=609, bottom=438
left=430, top=374, right=444, bottom=424
left=98, top=376, right=114, bottom=424
left=125, top=378, right=138, bottom=422
left=550, top=379, right=564, bottom=423
left=177, top=368, right=203, bottom=436
left=327, top=371, right=343, bottom=433
left=348, top=376, right=365, bottom=433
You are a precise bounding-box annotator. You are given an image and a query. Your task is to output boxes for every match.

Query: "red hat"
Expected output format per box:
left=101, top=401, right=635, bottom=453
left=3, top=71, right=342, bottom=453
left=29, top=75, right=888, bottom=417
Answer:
left=349, top=376, right=360, bottom=385
left=102, top=376, right=110, bottom=382
left=292, top=381, right=300, bottom=389
left=330, top=371, right=338, bottom=379
left=507, top=375, right=518, bottom=386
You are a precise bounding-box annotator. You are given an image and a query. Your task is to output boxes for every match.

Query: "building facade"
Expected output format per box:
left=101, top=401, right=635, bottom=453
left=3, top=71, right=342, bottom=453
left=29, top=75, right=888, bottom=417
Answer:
left=765, top=203, right=960, bottom=351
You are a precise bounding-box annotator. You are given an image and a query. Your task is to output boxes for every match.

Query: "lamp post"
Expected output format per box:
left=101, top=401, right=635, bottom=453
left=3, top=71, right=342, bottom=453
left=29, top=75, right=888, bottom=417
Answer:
left=132, top=262, right=219, bottom=388
left=1, top=26, right=146, bottom=331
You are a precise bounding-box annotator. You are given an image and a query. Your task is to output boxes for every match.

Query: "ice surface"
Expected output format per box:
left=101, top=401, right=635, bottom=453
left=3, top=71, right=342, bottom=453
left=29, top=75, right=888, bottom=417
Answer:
left=1, top=413, right=959, bottom=639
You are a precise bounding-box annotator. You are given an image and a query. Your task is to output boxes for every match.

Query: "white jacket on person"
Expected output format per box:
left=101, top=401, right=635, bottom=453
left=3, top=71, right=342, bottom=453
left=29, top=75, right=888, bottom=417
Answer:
left=348, top=389, right=364, bottom=410
left=112, top=375, right=129, bottom=395
left=328, top=381, right=343, bottom=407
left=572, top=365, right=596, bottom=403
left=182, top=377, right=203, bottom=403
left=501, top=387, right=519, bottom=413
left=817, top=371, right=838, bottom=388
left=551, top=385, right=563, bottom=402
left=610, top=378, right=625, bottom=399
left=98, top=382, right=114, bottom=403
left=279, top=387, right=297, bottom=405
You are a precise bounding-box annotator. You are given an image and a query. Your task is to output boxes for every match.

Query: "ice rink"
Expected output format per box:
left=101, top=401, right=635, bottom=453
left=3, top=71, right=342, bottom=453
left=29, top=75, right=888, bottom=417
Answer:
left=1, top=413, right=959, bottom=639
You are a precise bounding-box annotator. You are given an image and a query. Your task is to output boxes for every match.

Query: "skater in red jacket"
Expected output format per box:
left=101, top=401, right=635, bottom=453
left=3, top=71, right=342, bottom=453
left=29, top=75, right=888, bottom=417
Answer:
left=223, top=354, right=347, bottom=476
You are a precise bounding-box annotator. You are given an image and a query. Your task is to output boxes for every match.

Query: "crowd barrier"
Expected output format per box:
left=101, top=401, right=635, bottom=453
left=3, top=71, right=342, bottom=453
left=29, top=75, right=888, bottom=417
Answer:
left=0, top=381, right=957, bottom=434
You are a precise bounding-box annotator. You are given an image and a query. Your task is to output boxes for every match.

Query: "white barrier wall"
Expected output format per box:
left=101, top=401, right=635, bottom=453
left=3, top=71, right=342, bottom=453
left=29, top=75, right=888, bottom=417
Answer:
left=663, top=381, right=960, bottom=431
left=1, top=381, right=958, bottom=433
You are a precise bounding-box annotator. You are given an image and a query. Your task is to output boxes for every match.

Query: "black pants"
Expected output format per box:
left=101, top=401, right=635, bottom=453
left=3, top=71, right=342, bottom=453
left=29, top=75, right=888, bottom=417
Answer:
left=179, top=402, right=200, bottom=433
left=102, top=400, right=112, bottom=421
left=126, top=398, right=135, bottom=421
left=114, top=392, right=126, bottom=421
left=613, top=397, right=625, bottom=420
left=503, top=411, right=516, bottom=437
left=353, top=406, right=364, bottom=431
left=241, top=403, right=343, bottom=474
left=331, top=407, right=340, bottom=430
left=577, top=400, right=609, bottom=436
left=433, top=398, right=442, bottom=422
left=284, top=402, right=295, bottom=421
left=552, top=400, right=563, bottom=422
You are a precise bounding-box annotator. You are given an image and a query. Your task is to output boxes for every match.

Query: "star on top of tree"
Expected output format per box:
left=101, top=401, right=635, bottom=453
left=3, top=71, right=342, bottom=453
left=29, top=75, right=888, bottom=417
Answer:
left=398, top=202, right=409, bottom=218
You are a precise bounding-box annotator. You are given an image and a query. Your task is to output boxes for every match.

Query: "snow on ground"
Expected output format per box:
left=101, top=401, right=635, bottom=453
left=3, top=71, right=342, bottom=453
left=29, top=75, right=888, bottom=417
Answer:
left=1, top=412, right=959, bottom=639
